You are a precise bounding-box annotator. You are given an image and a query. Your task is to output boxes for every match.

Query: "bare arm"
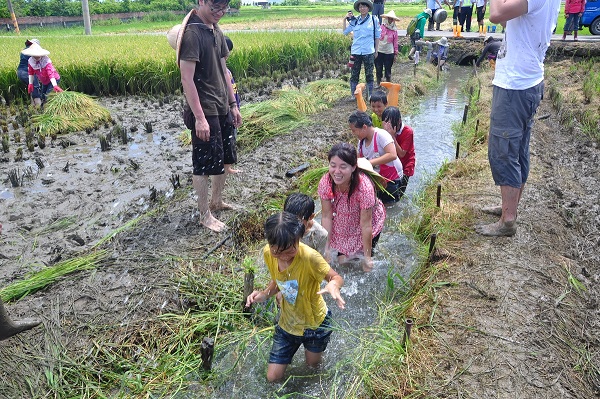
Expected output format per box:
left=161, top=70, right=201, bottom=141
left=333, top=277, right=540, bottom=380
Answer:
left=221, top=57, right=242, bottom=128
left=245, top=280, right=279, bottom=307
left=180, top=59, right=209, bottom=141
left=316, top=268, right=345, bottom=309
left=369, top=141, right=397, bottom=167
left=359, top=207, right=373, bottom=258
left=320, top=198, right=334, bottom=261
left=489, top=0, right=528, bottom=24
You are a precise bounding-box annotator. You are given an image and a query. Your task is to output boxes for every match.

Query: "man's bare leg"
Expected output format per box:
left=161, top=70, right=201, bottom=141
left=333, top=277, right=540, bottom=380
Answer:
left=209, top=173, right=234, bottom=211
left=193, top=175, right=226, bottom=232
left=476, top=185, right=523, bottom=236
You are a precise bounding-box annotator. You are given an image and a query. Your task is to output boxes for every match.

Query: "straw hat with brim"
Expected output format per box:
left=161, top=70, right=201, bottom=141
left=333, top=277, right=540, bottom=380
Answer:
left=167, top=24, right=181, bottom=50
left=25, top=38, right=39, bottom=47
left=21, top=43, right=49, bottom=57
left=357, top=157, right=390, bottom=188
left=354, top=0, right=373, bottom=12
left=381, top=10, right=401, bottom=21
left=436, top=37, right=449, bottom=46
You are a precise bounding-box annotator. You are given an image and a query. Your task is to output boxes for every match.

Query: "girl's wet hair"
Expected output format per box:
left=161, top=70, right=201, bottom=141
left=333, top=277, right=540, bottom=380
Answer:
left=264, top=212, right=305, bottom=253
left=284, top=193, right=315, bottom=221
left=327, top=142, right=360, bottom=198
left=348, top=111, right=373, bottom=128
left=381, top=106, right=402, bottom=131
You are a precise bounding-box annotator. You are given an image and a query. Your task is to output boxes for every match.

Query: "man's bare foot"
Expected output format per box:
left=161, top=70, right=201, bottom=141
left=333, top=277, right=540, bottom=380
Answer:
left=481, top=205, right=503, bottom=217
left=475, top=220, right=516, bottom=237
left=209, top=201, right=235, bottom=211
left=225, top=166, right=241, bottom=174
left=200, top=211, right=227, bottom=232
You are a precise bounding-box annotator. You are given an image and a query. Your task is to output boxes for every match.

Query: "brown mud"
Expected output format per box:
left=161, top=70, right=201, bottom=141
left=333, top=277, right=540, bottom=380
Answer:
left=1, top=46, right=599, bottom=397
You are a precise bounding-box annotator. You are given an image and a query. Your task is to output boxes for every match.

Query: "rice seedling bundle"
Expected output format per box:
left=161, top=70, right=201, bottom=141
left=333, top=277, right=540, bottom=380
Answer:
left=33, top=91, right=112, bottom=136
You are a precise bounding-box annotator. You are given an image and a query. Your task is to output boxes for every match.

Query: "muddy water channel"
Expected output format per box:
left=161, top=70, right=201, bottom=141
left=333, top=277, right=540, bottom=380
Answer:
left=205, top=68, right=468, bottom=399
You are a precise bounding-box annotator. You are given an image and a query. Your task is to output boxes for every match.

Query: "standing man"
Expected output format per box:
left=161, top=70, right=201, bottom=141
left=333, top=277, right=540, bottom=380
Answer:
left=427, top=0, right=443, bottom=31
left=178, top=0, right=242, bottom=232
left=477, top=0, right=560, bottom=237
left=373, top=0, right=385, bottom=24
left=475, top=0, right=487, bottom=35
left=344, top=0, right=381, bottom=100
left=459, top=0, right=474, bottom=32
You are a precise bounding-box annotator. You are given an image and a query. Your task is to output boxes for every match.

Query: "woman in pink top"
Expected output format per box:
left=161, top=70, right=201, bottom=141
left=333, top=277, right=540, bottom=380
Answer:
left=563, top=0, right=586, bottom=41
left=318, top=143, right=386, bottom=271
left=21, top=43, right=63, bottom=104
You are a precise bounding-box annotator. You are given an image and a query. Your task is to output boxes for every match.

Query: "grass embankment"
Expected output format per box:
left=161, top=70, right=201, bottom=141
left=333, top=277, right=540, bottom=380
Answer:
left=359, top=58, right=600, bottom=396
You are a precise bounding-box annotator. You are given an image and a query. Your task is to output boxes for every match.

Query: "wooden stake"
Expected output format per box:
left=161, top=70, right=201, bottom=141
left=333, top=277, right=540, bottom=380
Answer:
left=243, top=271, right=255, bottom=313
left=462, top=104, right=469, bottom=125
left=200, top=337, right=215, bottom=371
left=436, top=184, right=441, bottom=207
left=455, top=142, right=460, bottom=160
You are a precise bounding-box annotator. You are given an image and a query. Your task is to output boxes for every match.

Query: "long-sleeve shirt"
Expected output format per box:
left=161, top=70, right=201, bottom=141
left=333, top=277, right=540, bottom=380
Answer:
left=476, top=40, right=501, bottom=66
left=344, top=13, right=381, bottom=55
left=27, top=56, right=60, bottom=86
left=565, top=0, right=585, bottom=14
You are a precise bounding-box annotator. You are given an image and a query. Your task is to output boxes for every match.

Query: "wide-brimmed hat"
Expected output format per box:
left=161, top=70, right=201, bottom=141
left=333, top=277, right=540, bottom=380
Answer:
left=21, top=43, right=49, bottom=57
left=436, top=37, right=449, bottom=46
left=354, top=0, right=373, bottom=12
left=381, top=10, right=401, bottom=21
left=357, top=157, right=390, bottom=187
left=166, top=24, right=181, bottom=50
left=25, top=38, right=39, bottom=47
left=424, top=8, right=432, bottom=17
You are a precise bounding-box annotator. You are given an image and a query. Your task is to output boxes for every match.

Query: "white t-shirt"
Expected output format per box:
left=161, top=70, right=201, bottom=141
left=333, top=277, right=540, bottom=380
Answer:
left=476, top=0, right=486, bottom=7
left=493, top=0, right=560, bottom=90
left=358, top=127, right=403, bottom=181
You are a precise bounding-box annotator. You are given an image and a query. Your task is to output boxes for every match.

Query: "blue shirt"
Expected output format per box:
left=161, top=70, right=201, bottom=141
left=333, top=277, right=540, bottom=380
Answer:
left=344, top=14, right=381, bottom=55
left=427, top=0, right=440, bottom=9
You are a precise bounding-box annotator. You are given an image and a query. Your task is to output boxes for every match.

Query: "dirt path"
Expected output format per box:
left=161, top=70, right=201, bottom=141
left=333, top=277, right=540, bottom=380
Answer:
left=419, top=86, right=600, bottom=397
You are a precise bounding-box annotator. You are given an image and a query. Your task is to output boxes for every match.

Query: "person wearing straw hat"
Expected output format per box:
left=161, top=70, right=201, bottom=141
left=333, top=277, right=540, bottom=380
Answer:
left=318, top=142, right=386, bottom=272
left=177, top=0, right=242, bottom=233
left=476, top=0, right=560, bottom=237
left=21, top=43, right=63, bottom=105
left=375, top=9, right=399, bottom=86
left=343, top=0, right=381, bottom=100
left=431, top=36, right=450, bottom=68
left=17, top=39, right=42, bottom=107
left=407, top=8, right=432, bottom=60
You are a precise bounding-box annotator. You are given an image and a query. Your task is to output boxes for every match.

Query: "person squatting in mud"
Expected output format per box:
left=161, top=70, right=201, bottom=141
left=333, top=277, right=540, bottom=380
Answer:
left=178, top=0, right=242, bottom=233
left=245, top=212, right=345, bottom=382
left=476, top=0, right=561, bottom=237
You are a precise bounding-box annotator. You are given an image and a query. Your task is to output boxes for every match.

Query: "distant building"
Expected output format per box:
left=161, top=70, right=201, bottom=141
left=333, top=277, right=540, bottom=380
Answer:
left=241, top=0, right=285, bottom=6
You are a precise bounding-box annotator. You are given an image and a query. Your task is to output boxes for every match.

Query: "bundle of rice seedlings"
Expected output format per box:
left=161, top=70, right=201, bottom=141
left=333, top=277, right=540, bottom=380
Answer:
left=305, top=79, right=349, bottom=103
left=33, top=91, right=112, bottom=137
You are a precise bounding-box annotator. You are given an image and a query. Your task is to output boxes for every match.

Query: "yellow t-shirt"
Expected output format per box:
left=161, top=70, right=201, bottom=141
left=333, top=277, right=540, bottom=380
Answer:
left=263, top=243, right=330, bottom=336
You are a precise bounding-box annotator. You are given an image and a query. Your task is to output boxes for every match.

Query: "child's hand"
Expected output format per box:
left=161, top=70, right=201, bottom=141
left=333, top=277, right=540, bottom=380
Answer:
left=53, top=86, right=63, bottom=93
left=245, top=290, right=267, bottom=307
left=317, top=281, right=346, bottom=310
left=28, top=84, right=34, bottom=94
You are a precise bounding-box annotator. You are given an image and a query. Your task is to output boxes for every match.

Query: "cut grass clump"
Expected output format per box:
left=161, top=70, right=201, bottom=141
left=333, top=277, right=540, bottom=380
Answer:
left=33, top=91, right=112, bottom=137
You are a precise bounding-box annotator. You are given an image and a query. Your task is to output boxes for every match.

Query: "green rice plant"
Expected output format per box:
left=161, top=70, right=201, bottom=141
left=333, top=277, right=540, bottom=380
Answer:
left=36, top=216, right=77, bottom=234
left=32, top=91, right=112, bottom=136
left=0, top=250, right=107, bottom=302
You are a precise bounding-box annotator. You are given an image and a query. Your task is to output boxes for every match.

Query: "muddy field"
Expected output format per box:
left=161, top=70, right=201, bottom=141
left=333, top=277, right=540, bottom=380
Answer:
left=1, top=47, right=599, bottom=397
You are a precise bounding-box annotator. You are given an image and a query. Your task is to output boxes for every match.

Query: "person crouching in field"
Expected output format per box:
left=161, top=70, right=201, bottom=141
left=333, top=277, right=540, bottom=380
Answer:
left=21, top=43, right=63, bottom=105
left=245, top=212, right=345, bottom=382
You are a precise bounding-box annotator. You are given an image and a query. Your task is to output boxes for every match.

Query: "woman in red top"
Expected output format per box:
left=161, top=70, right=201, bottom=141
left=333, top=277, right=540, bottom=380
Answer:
left=21, top=43, right=63, bottom=104
left=381, top=106, right=416, bottom=200
left=563, top=0, right=586, bottom=41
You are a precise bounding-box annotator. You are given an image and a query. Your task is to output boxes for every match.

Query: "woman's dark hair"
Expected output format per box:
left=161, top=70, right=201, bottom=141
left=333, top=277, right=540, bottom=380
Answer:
left=264, top=212, right=305, bottom=253
left=284, top=193, right=315, bottom=221
left=369, top=90, right=388, bottom=105
left=348, top=110, right=373, bottom=128
left=327, top=142, right=360, bottom=199
left=224, top=36, right=233, bottom=51
left=381, top=106, right=402, bottom=132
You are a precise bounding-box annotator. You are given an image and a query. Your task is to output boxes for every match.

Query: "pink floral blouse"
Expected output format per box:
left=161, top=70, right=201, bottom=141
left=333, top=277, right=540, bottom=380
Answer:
left=318, top=172, right=386, bottom=256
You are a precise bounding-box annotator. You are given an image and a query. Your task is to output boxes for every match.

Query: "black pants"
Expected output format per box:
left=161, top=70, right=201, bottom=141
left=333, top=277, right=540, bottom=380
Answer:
left=375, top=52, right=394, bottom=84
left=459, top=5, right=473, bottom=32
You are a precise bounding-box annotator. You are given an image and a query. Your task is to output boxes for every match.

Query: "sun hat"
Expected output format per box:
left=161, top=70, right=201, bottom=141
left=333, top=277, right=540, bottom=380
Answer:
left=166, top=24, right=181, bottom=50
left=424, top=8, right=432, bottom=17
left=357, top=157, right=390, bottom=187
left=25, top=38, right=39, bottom=47
left=381, top=10, right=401, bottom=21
left=354, top=0, right=373, bottom=12
left=436, top=37, right=449, bottom=46
left=21, top=43, right=50, bottom=57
